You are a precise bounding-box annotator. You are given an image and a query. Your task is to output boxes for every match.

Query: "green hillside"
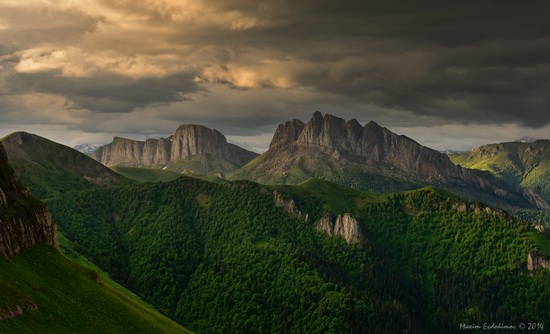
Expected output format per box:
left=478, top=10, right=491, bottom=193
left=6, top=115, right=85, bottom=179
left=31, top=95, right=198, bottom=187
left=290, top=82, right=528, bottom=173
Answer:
left=230, top=146, right=423, bottom=193
left=111, top=166, right=228, bottom=184
left=46, top=177, right=550, bottom=333
left=449, top=140, right=550, bottom=203
left=111, top=166, right=183, bottom=183
left=0, top=244, right=190, bottom=334
left=164, top=153, right=240, bottom=175
left=0, top=132, right=129, bottom=200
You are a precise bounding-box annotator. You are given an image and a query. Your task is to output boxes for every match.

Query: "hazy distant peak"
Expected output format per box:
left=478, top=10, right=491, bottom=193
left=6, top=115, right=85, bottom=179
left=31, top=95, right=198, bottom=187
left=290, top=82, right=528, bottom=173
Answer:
left=515, top=136, right=539, bottom=143
left=73, top=144, right=100, bottom=155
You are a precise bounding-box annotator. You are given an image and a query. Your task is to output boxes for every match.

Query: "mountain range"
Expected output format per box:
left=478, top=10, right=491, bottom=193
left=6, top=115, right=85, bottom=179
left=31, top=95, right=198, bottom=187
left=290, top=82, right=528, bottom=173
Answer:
left=232, top=112, right=547, bottom=210
left=77, top=111, right=549, bottom=212
left=1, top=111, right=549, bottom=333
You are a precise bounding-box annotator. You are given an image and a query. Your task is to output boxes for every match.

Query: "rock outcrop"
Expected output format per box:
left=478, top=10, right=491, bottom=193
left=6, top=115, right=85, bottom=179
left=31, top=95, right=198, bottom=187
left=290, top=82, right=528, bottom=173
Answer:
left=527, top=252, right=550, bottom=271
left=92, top=124, right=258, bottom=174
left=273, top=190, right=308, bottom=221
left=451, top=201, right=506, bottom=216
left=316, top=213, right=364, bottom=245
left=0, top=305, right=23, bottom=321
left=291, top=112, right=501, bottom=182
left=0, top=143, right=58, bottom=259
left=0, top=303, right=39, bottom=321
left=521, top=188, right=550, bottom=211
left=534, top=224, right=549, bottom=237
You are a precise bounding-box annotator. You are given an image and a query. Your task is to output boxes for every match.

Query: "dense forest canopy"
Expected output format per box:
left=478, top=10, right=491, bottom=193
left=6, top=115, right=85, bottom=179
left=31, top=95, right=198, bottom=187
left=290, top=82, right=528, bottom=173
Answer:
left=46, top=177, right=550, bottom=333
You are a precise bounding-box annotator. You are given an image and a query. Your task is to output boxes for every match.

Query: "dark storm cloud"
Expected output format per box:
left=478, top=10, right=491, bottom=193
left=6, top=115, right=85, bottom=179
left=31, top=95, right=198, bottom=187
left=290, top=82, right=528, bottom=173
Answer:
left=218, top=0, right=550, bottom=126
left=1, top=0, right=549, bottom=130
left=5, top=68, right=201, bottom=113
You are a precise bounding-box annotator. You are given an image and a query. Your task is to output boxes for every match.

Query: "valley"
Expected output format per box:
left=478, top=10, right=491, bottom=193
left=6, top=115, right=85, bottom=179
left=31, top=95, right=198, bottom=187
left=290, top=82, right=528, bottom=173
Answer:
left=1, top=113, right=549, bottom=333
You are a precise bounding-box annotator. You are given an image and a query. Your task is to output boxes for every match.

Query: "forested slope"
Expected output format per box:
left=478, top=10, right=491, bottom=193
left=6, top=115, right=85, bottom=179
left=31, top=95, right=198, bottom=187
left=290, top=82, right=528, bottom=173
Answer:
left=46, top=177, right=550, bottom=333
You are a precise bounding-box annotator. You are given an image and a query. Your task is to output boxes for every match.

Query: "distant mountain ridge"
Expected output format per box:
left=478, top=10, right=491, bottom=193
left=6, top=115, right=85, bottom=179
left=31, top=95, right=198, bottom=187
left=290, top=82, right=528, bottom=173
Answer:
left=449, top=140, right=550, bottom=205
left=73, top=144, right=100, bottom=155
left=91, top=124, right=258, bottom=175
left=233, top=111, right=546, bottom=210
left=515, top=136, right=539, bottom=143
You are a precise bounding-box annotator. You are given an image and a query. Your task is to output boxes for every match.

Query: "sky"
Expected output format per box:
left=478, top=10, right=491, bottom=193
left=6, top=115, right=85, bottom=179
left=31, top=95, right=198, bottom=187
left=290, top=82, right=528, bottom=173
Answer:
left=0, top=0, right=549, bottom=153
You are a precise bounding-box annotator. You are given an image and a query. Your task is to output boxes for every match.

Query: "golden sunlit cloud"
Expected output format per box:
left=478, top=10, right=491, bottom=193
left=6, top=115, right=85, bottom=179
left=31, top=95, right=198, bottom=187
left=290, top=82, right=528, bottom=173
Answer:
left=3, top=0, right=277, bottom=83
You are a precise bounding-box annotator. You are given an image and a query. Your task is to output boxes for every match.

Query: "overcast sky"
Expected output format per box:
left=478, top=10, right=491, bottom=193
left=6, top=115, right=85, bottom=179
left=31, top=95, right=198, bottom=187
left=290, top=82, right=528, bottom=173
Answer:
left=1, top=0, right=549, bottom=152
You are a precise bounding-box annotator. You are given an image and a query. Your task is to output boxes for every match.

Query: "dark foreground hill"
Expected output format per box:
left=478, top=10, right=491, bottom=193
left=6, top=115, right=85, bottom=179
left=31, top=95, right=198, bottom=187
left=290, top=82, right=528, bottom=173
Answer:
left=1, top=132, right=129, bottom=199
left=46, top=176, right=550, bottom=333
left=0, top=142, right=189, bottom=333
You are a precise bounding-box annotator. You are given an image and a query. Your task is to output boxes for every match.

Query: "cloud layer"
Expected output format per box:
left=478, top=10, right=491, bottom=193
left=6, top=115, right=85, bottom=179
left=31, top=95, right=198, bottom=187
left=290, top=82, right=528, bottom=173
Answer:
left=0, top=0, right=549, bottom=150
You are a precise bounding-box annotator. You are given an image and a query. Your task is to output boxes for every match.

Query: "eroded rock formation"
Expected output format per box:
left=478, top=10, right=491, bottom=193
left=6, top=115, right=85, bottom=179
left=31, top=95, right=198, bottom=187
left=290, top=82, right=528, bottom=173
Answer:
left=316, top=212, right=364, bottom=246
left=273, top=190, right=308, bottom=222
left=0, top=143, right=58, bottom=259
left=527, top=252, right=550, bottom=271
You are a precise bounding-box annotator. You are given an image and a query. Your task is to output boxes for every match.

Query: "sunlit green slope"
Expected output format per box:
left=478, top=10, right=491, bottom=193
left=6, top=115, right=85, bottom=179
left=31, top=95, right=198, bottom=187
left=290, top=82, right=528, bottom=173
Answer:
left=449, top=140, right=549, bottom=203
left=0, top=244, right=191, bottom=334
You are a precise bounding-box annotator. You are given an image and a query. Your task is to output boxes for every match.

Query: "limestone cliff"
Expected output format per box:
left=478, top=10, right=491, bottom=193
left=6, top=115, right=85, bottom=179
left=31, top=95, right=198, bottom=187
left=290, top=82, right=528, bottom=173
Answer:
left=527, top=252, right=550, bottom=271
left=270, top=119, right=306, bottom=149
left=92, top=124, right=258, bottom=175
left=295, top=112, right=500, bottom=182
left=0, top=143, right=58, bottom=259
left=316, top=213, right=364, bottom=245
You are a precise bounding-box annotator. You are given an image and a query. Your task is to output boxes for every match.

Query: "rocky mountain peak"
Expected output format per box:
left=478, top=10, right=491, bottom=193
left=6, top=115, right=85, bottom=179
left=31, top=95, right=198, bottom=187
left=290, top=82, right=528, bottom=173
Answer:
left=276, top=112, right=447, bottom=176
left=92, top=123, right=258, bottom=174
left=234, top=112, right=536, bottom=209
left=171, top=124, right=229, bottom=160
left=73, top=144, right=100, bottom=155
left=298, top=111, right=325, bottom=145
left=270, top=119, right=306, bottom=149
left=0, top=143, right=58, bottom=259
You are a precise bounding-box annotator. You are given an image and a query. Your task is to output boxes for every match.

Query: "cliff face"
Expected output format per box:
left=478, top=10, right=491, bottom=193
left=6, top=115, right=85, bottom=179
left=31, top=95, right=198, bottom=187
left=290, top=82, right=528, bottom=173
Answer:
left=270, top=119, right=306, bottom=149
left=92, top=125, right=258, bottom=174
left=316, top=213, right=364, bottom=246
left=294, top=111, right=469, bottom=180
left=0, top=143, right=58, bottom=259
